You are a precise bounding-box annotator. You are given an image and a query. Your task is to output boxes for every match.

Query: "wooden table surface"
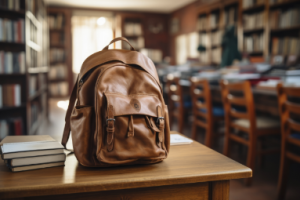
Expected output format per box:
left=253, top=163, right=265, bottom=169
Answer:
left=0, top=132, right=251, bottom=199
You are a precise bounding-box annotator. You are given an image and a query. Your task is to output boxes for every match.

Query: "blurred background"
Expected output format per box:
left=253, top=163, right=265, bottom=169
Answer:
left=0, top=0, right=300, bottom=199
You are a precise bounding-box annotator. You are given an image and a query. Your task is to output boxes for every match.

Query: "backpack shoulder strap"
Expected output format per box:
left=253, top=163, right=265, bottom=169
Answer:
left=61, top=76, right=78, bottom=149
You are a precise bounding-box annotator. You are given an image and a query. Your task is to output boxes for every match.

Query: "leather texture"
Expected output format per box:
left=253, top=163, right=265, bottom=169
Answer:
left=62, top=37, right=170, bottom=167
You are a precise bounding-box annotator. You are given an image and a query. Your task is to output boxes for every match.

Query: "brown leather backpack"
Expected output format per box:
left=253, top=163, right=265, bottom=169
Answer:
left=62, top=37, right=170, bottom=167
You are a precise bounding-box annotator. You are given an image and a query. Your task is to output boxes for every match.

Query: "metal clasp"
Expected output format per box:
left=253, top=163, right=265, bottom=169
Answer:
left=106, top=118, right=115, bottom=125
left=156, top=117, right=164, bottom=125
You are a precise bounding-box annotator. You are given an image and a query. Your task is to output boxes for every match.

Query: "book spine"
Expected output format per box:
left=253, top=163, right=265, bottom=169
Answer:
left=0, top=85, right=2, bottom=108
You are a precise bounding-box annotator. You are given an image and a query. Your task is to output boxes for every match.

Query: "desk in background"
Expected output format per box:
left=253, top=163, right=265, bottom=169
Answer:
left=0, top=132, right=251, bottom=200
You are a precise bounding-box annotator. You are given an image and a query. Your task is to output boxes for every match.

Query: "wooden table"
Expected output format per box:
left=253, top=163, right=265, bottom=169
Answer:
left=0, top=132, right=251, bottom=200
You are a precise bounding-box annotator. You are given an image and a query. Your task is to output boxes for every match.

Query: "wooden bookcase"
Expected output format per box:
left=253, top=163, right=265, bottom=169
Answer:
left=117, top=12, right=169, bottom=63
left=47, top=8, right=72, bottom=98
left=171, top=0, right=300, bottom=65
left=197, top=0, right=239, bottom=65
left=0, top=0, right=48, bottom=138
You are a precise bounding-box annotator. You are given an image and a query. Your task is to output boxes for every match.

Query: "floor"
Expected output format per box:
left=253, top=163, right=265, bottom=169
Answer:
left=38, top=99, right=300, bottom=200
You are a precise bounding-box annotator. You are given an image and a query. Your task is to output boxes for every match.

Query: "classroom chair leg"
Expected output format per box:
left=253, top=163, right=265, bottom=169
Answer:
left=277, top=143, right=290, bottom=200
left=245, top=137, right=257, bottom=186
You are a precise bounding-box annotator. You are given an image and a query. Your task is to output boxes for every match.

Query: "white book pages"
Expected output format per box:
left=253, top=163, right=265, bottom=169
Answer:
left=170, top=134, right=193, bottom=146
left=1, top=141, right=64, bottom=154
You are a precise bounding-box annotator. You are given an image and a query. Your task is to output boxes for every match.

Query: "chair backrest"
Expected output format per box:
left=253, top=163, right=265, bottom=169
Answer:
left=220, top=80, right=256, bottom=131
left=190, top=78, right=213, bottom=123
left=166, top=74, right=183, bottom=110
left=277, top=83, right=300, bottom=145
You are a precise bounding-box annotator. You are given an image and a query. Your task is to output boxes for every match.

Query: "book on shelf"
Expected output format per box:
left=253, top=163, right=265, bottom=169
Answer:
left=124, top=37, right=144, bottom=50
left=49, top=82, right=68, bottom=96
left=210, top=12, right=219, bottom=29
left=140, top=48, right=162, bottom=63
left=31, top=102, right=39, bottom=126
left=29, top=75, right=37, bottom=96
left=199, top=33, right=208, bottom=47
left=244, top=33, right=264, bottom=53
left=49, top=64, right=67, bottom=80
left=211, top=48, right=222, bottom=64
left=224, top=6, right=237, bottom=27
left=0, top=84, right=21, bottom=107
left=270, top=7, right=300, bottom=29
left=0, top=51, right=25, bottom=74
left=48, top=14, right=64, bottom=29
left=199, top=51, right=208, bottom=64
left=0, top=118, right=23, bottom=140
left=49, top=48, right=65, bottom=63
left=0, top=0, right=21, bottom=11
left=124, top=22, right=142, bottom=36
left=0, top=18, right=25, bottom=43
left=272, top=37, right=300, bottom=55
left=49, top=31, right=65, bottom=45
left=243, top=12, right=264, bottom=30
left=0, top=135, right=65, bottom=172
left=211, top=30, right=224, bottom=46
left=38, top=73, right=47, bottom=89
left=243, top=0, right=265, bottom=8
left=197, top=16, right=207, bottom=31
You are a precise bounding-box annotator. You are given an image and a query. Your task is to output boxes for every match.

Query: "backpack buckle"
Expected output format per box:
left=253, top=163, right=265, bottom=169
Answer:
left=106, top=118, right=115, bottom=125
left=156, top=117, right=164, bottom=125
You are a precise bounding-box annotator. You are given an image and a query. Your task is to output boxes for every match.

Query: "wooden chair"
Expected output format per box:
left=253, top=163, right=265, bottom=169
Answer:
left=190, top=77, right=224, bottom=147
left=220, top=80, right=280, bottom=186
left=277, top=83, right=300, bottom=200
left=166, top=74, right=191, bottom=133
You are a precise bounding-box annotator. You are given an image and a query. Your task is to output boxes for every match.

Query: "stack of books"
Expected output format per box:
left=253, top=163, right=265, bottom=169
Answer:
left=0, top=135, right=66, bottom=172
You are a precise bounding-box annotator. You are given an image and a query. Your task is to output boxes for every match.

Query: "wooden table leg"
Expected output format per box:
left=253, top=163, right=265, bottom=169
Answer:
left=210, top=180, right=230, bottom=200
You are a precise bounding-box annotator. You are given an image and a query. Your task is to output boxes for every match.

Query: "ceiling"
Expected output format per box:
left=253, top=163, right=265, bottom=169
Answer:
left=45, top=0, right=196, bottom=13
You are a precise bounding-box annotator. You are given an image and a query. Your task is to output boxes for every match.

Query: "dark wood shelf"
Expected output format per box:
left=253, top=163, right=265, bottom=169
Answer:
left=50, top=29, right=64, bottom=32
left=0, top=42, right=25, bottom=51
left=198, top=30, right=208, bottom=33
left=50, top=61, right=66, bottom=65
left=0, top=73, right=26, bottom=77
left=246, top=51, right=264, bottom=55
left=243, top=28, right=264, bottom=34
left=211, top=45, right=221, bottom=49
left=0, top=7, right=25, bottom=18
left=28, top=66, right=49, bottom=74
left=0, top=104, right=26, bottom=112
left=270, top=0, right=300, bottom=9
left=209, top=27, right=221, bottom=32
left=50, top=44, right=65, bottom=48
left=271, top=25, right=300, bottom=33
left=49, top=79, right=68, bottom=83
left=50, top=94, right=69, bottom=98
left=242, top=4, right=265, bottom=13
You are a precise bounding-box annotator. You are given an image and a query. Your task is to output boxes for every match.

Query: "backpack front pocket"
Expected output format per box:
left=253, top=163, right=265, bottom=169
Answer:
left=98, top=93, right=166, bottom=164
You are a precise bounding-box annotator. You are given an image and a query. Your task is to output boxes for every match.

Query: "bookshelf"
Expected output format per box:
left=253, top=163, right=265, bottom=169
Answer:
left=0, top=0, right=49, bottom=139
left=118, top=13, right=169, bottom=63
left=47, top=8, right=72, bottom=98
left=196, top=1, right=239, bottom=65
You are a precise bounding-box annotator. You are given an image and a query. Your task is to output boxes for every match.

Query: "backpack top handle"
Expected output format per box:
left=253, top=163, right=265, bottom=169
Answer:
left=102, top=37, right=136, bottom=51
